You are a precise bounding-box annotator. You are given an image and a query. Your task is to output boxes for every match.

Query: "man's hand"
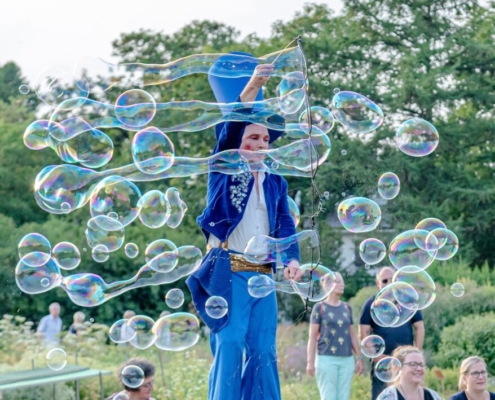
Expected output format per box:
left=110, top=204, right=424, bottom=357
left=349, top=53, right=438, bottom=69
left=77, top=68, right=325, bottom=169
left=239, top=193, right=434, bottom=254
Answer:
left=284, top=260, right=302, bottom=281
left=355, top=358, right=364, bottom=375
left=306, top=362, right=315, bottom=377
left=240, top=64, right=274, bottom=102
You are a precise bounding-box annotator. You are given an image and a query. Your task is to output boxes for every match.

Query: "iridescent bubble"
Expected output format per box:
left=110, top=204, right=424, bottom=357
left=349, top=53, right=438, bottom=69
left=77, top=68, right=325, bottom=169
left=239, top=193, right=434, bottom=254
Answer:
left=115, top=89, right=157, bottom=129
left=361, top=335, right=385, bottom=358
left=337, top=197, right=382, bottom=233
left=359, top=238, right=386, bottom=265
left=128, top=315, right=156, bottom=349
left=165, top=188, right=187, bottom=228
left=52, top=242, right=81, bottom=270
left=124, top=243, right=139, bottom=258
left=107, top=211, right=118, bottom=220
left=299, top=106, right=334, bottom=134
left=451, top=282, right=465, bottom=297
left=286, top=196, right=300, bottom=227
left=377, top=172, right=400, bottom=200
left=276, top=71, right=306, bottom=115
left=389, top=230, right=437, bottom=270
left=374, top=357, right=401, bottom=382
left=293, top=264, right=337, bottom=302
left=153, top=312, right=200, bottom=351
left=333, top=88, right=340, bottom=94
left=132, top=126, right=175, bottom=174
left=244, top=230, right=318, bottom=265
left=331, top=91, right=384, bottom=134
left=121, top=365, right=144, bottom=388
left=85, top=215, right=125, bottom=252
left=46, top=348, right=67, bottom=371
left=15, top=257, right=62, bottom=295
left=19, top=84, right=30, bottom=95
left=138, top=190, right=168, bottom=228
left=90, top=176, right=141, bottom=227
left=165, top=288, right=184, bottom=309
left=396, top=118, right=439, bottom=157
left=248, top=275, right=276, bottom=298
left=92, top=244, right=109, bottom=263
left=109, top=319, right=137, bottom=343
left=415, top=217, right=447, bottom=234
left=61, top=202, right=71, bottom=213
left=34, top=65, right=88, bottom=109
left=428, top=229, right=459, bottom=260
left=414, top=218, right=447, bottom=251
left=145, top=239, right=179, bottom=273
left=18, top=233, right=52, bottom=267
left=40, top=278, right=50, bottom=287
left=371, top=282, right=419, bottom=328
left=393, top=266, right=436, bottom=310
left=205, top=296, right=228, bottom=319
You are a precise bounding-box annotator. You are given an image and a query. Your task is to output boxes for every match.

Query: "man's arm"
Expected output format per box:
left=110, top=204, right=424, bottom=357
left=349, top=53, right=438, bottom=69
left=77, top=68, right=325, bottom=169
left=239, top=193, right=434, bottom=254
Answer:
left=413, top=320, right=425, bottom=350
left=36, top=317, right=46, bottom=339
left=239, top=65, right=273, bottom=103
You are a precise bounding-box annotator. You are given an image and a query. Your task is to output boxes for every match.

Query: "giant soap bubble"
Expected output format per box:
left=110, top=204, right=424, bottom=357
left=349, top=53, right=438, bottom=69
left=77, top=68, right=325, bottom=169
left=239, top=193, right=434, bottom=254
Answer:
left=337, top=197, right=382, bottom=233
left=396, top=118, right=439, bottom=157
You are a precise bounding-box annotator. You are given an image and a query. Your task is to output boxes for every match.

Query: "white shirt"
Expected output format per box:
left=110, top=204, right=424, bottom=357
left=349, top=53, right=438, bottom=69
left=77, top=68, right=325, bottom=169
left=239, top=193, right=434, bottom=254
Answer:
left=208, top=172, right=270, bottom=253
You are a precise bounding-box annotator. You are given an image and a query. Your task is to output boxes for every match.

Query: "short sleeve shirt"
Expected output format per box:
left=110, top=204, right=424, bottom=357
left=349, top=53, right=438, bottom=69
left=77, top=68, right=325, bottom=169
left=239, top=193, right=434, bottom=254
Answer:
left=37, top=315, right=62, bottom=344
left=310, top=301, right=354, bottom=357
left=359, top=295, right=423, bottom=355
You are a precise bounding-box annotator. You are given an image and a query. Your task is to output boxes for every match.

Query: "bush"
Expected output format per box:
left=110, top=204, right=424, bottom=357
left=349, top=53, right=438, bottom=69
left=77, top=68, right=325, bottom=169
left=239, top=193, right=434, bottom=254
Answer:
left=436, top=312, right=495, bottom=374
left=423, top=280, right=495, bottom=352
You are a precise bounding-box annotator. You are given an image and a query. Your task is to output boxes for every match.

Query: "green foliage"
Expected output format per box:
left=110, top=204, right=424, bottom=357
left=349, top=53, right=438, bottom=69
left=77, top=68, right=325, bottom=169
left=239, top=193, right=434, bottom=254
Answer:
left=0, top=62, right=24, bottom=104
left=436, top=312, right=495, bottom=374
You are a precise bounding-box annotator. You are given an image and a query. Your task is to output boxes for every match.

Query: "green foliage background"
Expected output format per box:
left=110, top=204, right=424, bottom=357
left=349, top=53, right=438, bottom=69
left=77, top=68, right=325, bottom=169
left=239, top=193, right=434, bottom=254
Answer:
left=1, top=0, right=495, bottom=397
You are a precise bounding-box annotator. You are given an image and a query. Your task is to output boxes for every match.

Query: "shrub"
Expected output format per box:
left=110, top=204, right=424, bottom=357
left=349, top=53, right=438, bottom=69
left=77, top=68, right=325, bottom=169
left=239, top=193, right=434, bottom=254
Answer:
left=436, top=312, right=495, bottom=374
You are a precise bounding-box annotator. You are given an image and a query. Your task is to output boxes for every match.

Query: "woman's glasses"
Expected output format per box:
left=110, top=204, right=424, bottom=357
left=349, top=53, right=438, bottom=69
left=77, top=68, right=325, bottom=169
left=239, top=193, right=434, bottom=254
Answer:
left=403, top=362, right=426, bottom=370
left=465, top=370, right=487, bottom=379
left=141, top=380, right=155, bottom=389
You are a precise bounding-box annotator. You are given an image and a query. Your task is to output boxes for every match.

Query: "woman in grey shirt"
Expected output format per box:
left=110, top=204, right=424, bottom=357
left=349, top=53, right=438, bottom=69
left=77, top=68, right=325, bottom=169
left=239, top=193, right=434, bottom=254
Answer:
left=307, top=272, right=363, bottom=400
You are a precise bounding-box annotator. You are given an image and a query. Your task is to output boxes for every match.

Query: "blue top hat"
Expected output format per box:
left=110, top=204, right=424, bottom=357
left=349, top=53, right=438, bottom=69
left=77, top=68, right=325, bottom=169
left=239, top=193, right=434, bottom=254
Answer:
left=208, top=52, right=284, bottom=144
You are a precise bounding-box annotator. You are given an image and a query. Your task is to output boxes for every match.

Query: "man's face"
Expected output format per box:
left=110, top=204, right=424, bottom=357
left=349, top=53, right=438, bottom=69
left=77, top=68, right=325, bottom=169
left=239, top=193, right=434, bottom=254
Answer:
left=376, top=268, right=394, bottom=290
left=50, top=305, right=60, bottom=318
left=240, top=124, right=270, bottom=151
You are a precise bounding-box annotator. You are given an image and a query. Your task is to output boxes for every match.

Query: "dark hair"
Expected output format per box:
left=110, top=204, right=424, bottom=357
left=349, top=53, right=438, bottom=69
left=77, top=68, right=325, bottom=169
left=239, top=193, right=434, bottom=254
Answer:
left=118, top=357, right=155, bottom=392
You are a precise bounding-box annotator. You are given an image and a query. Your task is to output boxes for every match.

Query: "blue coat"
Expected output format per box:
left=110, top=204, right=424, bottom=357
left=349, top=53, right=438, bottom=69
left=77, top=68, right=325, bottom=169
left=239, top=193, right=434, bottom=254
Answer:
left=186, top=116, right=300, bottom=332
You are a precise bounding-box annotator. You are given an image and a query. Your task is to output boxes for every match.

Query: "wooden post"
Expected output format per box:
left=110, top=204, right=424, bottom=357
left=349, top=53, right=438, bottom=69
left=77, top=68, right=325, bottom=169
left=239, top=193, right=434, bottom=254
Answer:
left=99, top=371, right=104, bottom=400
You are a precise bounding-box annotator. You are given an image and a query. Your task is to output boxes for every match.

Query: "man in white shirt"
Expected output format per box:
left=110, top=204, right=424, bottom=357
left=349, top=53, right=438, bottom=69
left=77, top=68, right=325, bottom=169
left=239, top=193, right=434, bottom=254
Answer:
left=37, top=302, right=63, bottom=346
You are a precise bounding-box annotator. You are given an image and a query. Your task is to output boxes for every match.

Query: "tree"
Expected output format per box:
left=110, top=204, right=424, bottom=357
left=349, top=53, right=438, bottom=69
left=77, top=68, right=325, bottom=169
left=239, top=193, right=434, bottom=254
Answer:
left=0, top=62, right=24, bottom=104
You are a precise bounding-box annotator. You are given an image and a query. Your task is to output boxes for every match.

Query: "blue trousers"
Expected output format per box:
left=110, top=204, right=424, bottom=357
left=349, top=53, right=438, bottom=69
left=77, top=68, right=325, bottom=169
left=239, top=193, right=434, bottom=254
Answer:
left=315, top=355, right=355, bottom=400
left=208, top=271, right=280, bottom=400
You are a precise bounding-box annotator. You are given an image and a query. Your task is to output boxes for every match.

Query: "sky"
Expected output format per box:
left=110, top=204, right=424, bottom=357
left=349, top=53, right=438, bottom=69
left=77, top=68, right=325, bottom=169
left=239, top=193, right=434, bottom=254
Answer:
left=1, top=0, right=343, bottom=85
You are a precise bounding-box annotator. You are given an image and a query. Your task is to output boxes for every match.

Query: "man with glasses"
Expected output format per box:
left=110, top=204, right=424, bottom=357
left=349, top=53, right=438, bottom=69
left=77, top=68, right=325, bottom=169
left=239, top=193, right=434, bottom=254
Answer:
left=359, top=267, right=425, bottom=400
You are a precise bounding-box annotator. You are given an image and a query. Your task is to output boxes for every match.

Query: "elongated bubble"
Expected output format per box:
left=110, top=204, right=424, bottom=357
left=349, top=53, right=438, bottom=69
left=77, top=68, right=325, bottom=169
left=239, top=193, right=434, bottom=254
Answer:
left=337, top=197, right=382, bottom=233
left=331, top=91, right=384, bottom=134
left=132, top=126, right=175, bottom=175
left=244, top=230, right=319, bottom=265
left=165, top=188, right=187, bottom=228
left=396, top=118, right=439, bottom=157
left=153, top=312, right=200, bottom=351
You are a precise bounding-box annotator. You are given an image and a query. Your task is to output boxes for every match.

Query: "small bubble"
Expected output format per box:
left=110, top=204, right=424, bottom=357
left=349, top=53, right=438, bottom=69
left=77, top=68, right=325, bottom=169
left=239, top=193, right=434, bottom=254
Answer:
left=365, top=264, right=371, bottom=269
left=40, top=278, right=50, bottom=287
left=451, top=282, right=465, bottom=297
left=209, top=222, right=215, bottom=227
left=341, top=150, right=347, bottom=156
left=333, top=88, right=340, bottom=94
left=107, top=212, right=118, bottom=220
left=89, top=318, right=94, bottom=323
left=19, top=85, right=30, bottom=95
left=323, top=191, right=330, bottom=199
left=83, top=248, right=87, bottom=252
left=271, top=162, right=279, bottom=170
left=323, top=81, right=329, bottom=86
left=342, top=192, right=346, bottom=197
left=61, top=202, right=71, bottom=214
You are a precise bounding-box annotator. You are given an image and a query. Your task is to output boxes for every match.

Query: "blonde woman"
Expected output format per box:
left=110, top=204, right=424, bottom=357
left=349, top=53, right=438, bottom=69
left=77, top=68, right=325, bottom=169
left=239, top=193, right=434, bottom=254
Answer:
left=69, top=311, right=86, bottom=335
left=377, top=346, right=441, bottom=400
left=307, top=272, right=363, bottom=400
left=450, top=356, right=495, bottom=400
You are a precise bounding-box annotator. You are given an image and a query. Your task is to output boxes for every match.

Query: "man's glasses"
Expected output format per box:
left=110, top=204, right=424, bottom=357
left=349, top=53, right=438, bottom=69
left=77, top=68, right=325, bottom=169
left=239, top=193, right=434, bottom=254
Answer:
left=403, top=362, right=426, bottom=370
left=465, top=370, right=487, bottom=379
left=141, top=380, right=155, bottom=389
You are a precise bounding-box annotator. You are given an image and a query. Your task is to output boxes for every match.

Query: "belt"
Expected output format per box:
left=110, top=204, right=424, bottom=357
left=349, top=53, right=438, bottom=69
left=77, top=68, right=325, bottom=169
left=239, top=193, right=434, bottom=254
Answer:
left=206, top=242, right=272, bottom=274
